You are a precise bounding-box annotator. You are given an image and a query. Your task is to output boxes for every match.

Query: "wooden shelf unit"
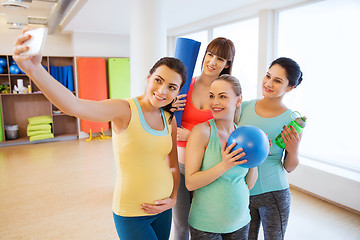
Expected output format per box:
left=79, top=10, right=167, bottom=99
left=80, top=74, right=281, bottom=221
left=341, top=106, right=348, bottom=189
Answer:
left=0, top=55, right=78, bottom=146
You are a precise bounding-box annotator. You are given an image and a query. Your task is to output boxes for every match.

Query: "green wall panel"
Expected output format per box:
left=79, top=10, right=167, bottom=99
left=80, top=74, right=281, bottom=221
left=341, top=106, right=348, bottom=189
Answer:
left=108, top=58, right=130, bottom=99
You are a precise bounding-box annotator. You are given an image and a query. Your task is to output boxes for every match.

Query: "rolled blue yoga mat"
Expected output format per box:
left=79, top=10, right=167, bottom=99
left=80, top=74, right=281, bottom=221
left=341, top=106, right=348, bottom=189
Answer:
left=174, top=37, right=201, bottom=127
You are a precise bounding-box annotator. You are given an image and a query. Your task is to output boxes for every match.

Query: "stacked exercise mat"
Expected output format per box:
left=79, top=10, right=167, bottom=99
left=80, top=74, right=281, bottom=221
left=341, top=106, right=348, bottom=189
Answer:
left=27, top=115, right=54, bottom=142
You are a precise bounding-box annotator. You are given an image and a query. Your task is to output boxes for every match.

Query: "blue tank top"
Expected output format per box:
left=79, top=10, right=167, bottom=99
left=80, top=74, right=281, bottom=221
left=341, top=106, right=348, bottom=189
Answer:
left=188, top=119, right=251, bottom=233
left=237, top=99, right=293, bottom=196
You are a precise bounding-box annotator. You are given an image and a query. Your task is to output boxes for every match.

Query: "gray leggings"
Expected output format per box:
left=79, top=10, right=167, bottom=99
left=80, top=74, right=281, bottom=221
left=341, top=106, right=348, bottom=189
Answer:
left=190, top=223, right=250, bottom=240
left=248, top=188, right=291, bottom=240
left=172, top=163, right=193, bottom=240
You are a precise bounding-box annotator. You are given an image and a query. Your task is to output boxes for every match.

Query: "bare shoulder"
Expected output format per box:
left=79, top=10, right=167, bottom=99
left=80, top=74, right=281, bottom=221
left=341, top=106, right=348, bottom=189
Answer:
left=189, top=122, right=211, bottom=142
left=109, top=99, right=131, bottom=133
left=103, top=98, right=130, bottom=117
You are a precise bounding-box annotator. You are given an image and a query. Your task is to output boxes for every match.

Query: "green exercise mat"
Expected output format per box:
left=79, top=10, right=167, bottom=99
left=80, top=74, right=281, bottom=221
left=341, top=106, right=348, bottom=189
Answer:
left=108, top=58, right=130, bottom=99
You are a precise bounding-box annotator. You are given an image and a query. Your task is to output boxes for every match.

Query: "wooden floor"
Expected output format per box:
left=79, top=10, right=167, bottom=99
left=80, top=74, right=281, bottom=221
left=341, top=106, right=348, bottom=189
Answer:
left=0, top=139, right=359, bottom=240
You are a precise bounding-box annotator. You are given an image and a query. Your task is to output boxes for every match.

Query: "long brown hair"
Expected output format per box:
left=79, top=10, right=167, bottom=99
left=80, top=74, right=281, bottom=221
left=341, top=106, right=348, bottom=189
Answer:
left=149, top=57, right=187, bottom=123
left=201, top=37, right=236, bottom=75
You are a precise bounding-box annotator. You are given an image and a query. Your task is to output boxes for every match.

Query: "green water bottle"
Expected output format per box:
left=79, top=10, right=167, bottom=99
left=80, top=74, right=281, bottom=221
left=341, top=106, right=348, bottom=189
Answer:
left=274, top=111, right=307, bottom=149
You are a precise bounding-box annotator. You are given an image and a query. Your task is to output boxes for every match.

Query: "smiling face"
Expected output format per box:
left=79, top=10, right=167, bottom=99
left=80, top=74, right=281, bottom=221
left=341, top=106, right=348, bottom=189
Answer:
left=209, top=80, right=241, bottom=120
left=146, top=65, right=182, bottom=108
left=202, top=51, right=229, bottom=78
left=262, top=64, right=295, bottom=99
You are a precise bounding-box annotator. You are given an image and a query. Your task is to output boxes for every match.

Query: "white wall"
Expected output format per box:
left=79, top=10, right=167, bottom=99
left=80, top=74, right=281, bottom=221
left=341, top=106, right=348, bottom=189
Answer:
left=43, top=32, right=73, bottom=56
left=0, top=28, right=23, bottom=55
left=0, top=27, right=130, bottom=57
left=72, top=32, right=130, bottom=57
left=288, top=157, right=360, bottom=212
left=0, top=28, right=73, bottom=56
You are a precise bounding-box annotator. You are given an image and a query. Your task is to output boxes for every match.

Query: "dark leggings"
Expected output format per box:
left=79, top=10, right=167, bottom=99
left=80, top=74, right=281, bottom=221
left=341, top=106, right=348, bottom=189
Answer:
left=190, top=223, right=250, bottom=240
left=172, top=163, right=193, bottom=240
left=248, top=188, right=291, bottom=240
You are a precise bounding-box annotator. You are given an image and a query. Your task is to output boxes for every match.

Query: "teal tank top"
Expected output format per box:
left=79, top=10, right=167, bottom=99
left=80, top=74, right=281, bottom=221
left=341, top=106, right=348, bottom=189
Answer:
left=237, top=99, right=293, bottom=196
left=188, top=119, right=251, bottom=233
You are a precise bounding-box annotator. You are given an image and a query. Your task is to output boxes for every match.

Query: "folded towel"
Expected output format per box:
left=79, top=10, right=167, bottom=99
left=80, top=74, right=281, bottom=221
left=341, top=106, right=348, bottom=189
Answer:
left=27, top=130, right=52, bottom=137
left=27, top=124, right=52, bottom=135
left=29, top=133, right=54, bottom=142
left=28, top=115, right=53, bottom=125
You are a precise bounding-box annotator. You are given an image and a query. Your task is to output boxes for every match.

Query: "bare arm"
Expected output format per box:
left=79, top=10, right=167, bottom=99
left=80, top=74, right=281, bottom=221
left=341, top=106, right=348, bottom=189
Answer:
left=283, top=151, right=300, bottom=173
left=185, top=123, right=247, bottom=191
left=245, top=167, right=258, bottom=190
left=168, top=117, right=181, bottom=200
left=13, top=30, right=128, bottom=124
left=282, top=125, right=302, bottom=173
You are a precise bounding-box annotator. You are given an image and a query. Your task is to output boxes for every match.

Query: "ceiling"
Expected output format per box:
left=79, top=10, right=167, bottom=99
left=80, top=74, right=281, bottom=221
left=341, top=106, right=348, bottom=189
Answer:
left=0, top=0, right=303, bottom=35
left=60, top=0, right=261, bottom=35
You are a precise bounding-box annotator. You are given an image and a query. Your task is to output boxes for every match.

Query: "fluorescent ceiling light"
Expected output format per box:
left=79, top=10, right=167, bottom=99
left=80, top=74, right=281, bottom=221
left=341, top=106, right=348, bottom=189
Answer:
left=1, top=0, right=29, bottom=9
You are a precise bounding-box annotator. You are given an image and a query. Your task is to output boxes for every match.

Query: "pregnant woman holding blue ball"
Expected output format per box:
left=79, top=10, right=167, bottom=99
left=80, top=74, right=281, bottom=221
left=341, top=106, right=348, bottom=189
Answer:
left=185, top=74, right=258, bottom=239
left=237, top=57, right=304, bottom=240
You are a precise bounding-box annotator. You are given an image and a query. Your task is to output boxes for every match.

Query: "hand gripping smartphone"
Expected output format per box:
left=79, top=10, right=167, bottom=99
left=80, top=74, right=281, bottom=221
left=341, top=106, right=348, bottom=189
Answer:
left=21, top=27, right=48, bottom=56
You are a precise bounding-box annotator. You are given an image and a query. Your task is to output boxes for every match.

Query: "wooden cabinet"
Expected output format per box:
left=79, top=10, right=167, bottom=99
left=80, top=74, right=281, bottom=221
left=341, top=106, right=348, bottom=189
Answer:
left=0, top=55, right=78, bottom=146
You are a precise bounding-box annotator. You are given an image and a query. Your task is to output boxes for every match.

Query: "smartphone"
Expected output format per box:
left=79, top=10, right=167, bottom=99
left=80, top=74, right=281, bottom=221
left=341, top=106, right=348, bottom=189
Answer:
left=21, top=27, right=48, bottom=56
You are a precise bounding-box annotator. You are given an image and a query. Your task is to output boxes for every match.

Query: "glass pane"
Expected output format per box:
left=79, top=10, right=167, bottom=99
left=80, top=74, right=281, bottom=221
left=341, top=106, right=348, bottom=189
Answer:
left=180, top=30, right=208, bottom=78
left=277, top=0, right=360, bottom=170
left=213, top=18, right=259, bottom=101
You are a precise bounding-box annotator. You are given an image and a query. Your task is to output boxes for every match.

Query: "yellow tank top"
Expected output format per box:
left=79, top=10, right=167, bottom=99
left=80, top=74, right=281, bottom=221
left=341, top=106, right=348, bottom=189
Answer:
left=112, top=98, right=174, bottom=216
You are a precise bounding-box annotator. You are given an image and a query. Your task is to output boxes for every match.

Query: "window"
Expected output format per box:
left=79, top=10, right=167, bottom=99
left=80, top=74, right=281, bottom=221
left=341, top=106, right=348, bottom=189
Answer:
left=277, top=0, right=360, bottom=170
left=180, top=30, right=208, bottom=78
left=213, top=18, right=259, bottom=101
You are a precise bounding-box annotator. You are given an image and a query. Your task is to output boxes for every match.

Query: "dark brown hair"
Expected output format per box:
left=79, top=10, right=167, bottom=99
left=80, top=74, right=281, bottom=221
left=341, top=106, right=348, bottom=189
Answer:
left=201, top=37, right=236, bottom=75
left=270, top=57, right=303, bottom=88
left=149, top=57, right=187, bottom=123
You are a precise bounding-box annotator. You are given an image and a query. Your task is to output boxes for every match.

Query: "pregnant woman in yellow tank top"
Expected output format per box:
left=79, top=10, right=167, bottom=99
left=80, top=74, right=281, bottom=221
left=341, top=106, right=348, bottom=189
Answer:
left=13, top=29, right=187, bottom=240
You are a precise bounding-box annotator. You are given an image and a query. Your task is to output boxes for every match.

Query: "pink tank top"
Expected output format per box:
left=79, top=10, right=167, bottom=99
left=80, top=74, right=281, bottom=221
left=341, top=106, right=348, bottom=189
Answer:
left=177, top=77, right=213, bottom=147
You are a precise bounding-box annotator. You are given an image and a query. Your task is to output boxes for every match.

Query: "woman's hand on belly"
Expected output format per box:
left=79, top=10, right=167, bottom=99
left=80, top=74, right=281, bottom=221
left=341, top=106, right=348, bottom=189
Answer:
left=140, top=197, right=175, bottom=214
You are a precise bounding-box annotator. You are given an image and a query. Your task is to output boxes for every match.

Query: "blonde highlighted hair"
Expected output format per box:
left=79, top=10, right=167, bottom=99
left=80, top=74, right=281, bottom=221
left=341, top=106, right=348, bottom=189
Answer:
left=212, top=74, right=242, bottom=124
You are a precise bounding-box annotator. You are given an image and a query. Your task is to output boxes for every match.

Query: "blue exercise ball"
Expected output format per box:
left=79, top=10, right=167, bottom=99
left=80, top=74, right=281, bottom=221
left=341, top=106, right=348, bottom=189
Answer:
left=9, top=65, right=20, bottom=74
left=0, top=57, right=7, bottom=67
left=0, top=67, right=4, bottom=74
left=10, top=59, right=17, bottom=65
left=226, top=125, right=270, bottom=168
